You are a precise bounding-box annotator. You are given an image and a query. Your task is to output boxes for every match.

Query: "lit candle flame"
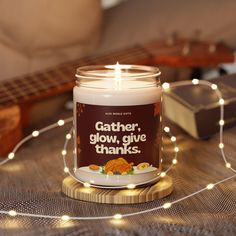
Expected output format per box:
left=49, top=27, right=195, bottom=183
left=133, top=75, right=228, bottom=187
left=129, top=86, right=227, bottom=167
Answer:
left=105, top=62, right=132, bottom=89
left=114, top=62, right=121, bottom=89
left=114, top=62, right=121, bottom=80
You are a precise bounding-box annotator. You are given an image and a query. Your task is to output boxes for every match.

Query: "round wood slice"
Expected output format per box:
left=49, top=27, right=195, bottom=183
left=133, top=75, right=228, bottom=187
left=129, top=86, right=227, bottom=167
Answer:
left=62, top=175, right=173, bottom=204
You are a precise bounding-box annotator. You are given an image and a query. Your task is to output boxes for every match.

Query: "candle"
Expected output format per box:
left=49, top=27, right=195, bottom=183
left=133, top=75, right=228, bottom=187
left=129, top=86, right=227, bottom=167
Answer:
left=73, top=64, right=162, bottom=187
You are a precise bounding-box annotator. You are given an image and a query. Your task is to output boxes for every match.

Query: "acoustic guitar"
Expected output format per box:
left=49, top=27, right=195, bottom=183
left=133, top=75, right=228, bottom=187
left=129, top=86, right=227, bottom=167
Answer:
left=0, top=38, right=234, bottom=156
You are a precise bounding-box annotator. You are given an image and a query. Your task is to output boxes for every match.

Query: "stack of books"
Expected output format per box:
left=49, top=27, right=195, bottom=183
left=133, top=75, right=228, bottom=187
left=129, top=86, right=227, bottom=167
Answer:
left=163, top=74, right=236, bottom=139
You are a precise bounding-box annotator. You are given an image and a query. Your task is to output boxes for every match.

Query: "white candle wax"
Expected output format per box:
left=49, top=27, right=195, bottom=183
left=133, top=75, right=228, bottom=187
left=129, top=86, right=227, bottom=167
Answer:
left=73, top=80, right=161, bottom=106
left=73, top=65, right=162, bottom=187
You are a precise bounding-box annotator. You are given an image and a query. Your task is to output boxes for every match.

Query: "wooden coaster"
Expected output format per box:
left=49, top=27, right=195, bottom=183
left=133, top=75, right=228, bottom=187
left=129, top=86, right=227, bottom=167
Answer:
left=62, top=175, right=173, bottom=204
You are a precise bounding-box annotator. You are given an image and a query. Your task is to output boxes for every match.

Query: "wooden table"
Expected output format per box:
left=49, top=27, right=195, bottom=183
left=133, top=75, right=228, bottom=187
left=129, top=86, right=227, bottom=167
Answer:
left=0, top=109, right=235, bottom=236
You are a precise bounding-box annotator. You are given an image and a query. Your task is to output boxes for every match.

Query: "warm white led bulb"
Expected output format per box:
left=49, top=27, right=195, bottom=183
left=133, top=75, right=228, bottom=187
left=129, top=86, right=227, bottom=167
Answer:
left=83, top=182, right=91, bottom=188
left=8, top=152, right=15, bottom=160
left=172, top=159, right=178, bottom=164
left=160, top=172, right=166, bottom=178
left=8, top=210, right=17, bottom=216
left=113, top=214, right=122, bottom=220
left=171, top=136, right=176, bottom=142
left=64, top=167, right=69, bottom=173
left=219, top=99, right=225, bottom=105
left=174, top=147, right=179, bottom=152
left=219, top=143, right=224, bottom=149
left=66, top=134, right=72, bottom=140
left=163, top=202, right=172, bottom=209
left=211, top=84, right=218, bottom=90
left=192, top=79, right=199, bottom=85
left=162, top=82, right=170, bottom=90
left=164, top=126, right=170, bottom=133
left=219, top=120, right=224, bottom=126
left=206, top=183, right=214, bottom=190
left=226, top=162, right=231, bottom=168
left=61, top=215, right=70, bottom=221
left=32, top=130, right=39, bottom=137
left=58, top=120, right=65, bottom=126
left=127, top=184, right=136, bottom=189
left=61, top=150, right=67, bottom=155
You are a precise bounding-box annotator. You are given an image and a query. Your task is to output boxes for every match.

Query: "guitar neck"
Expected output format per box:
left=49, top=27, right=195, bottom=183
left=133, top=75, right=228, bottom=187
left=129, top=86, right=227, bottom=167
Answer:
left=0, top=38, right=234, bottom=108
left=0, top=45, right=151, bottom=107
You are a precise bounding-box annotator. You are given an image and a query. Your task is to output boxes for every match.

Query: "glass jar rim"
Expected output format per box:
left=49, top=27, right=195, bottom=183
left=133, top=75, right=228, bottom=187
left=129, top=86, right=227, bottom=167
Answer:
left=76, top=64, right=161, bottom=80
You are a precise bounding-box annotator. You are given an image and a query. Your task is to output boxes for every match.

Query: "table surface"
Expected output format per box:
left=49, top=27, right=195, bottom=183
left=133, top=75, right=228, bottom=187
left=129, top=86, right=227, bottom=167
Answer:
left=0, top=109, right=235, bottom=236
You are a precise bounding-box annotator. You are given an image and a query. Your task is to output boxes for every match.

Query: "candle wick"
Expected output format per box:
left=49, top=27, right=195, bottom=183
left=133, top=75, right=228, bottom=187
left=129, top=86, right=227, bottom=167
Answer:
left=115, top=62, right=122, bottom=90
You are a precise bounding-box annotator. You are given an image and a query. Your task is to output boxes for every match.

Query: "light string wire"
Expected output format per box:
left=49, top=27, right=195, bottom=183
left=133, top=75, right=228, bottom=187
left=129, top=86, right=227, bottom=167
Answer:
left=0, top=117, right=73, bottom=165
left=0, top=79, right=235, bottom=221
left=163, top=79, right=236, bottom=173
left=61, top=125, right=177, bottom=190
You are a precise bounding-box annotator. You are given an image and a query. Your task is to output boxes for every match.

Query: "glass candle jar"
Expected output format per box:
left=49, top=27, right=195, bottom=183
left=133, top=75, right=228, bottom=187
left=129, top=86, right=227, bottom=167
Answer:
left=73, top=64, right=162, bottom=187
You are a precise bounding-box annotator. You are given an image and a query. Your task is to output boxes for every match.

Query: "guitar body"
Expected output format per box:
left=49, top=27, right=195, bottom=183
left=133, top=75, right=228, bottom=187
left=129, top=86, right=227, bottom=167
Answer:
left=0, top=105, right=22, bottom=156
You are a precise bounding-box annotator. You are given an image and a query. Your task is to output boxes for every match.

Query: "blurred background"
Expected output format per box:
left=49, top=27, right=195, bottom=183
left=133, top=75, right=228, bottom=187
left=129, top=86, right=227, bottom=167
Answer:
left=1, top=0, right=236, bottom=154
left=1, top=0, right=236, bottom=81
left=1, top=2, right=236, bottom=234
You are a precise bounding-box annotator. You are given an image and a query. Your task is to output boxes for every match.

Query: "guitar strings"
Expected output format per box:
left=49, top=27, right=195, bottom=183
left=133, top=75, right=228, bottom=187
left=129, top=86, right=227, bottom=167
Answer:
left=0, top=49, right=148, bottom=103
left=0, top=40, right=216, bottom=104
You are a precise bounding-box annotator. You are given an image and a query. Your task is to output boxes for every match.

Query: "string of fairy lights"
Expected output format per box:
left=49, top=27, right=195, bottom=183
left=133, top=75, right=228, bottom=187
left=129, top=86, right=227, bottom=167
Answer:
left=61, top=123, right=178, bottom=190
left=0, top=79, right=235, bottom=222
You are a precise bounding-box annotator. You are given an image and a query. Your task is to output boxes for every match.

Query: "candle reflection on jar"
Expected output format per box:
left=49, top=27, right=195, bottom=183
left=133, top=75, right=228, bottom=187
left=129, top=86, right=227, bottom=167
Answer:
left=73, top=63, right=162, bottom=187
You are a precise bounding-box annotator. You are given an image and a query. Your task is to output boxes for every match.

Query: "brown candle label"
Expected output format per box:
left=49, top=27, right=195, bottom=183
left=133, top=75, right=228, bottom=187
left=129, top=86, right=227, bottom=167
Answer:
left=76, top=102, right=161, bottom=175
